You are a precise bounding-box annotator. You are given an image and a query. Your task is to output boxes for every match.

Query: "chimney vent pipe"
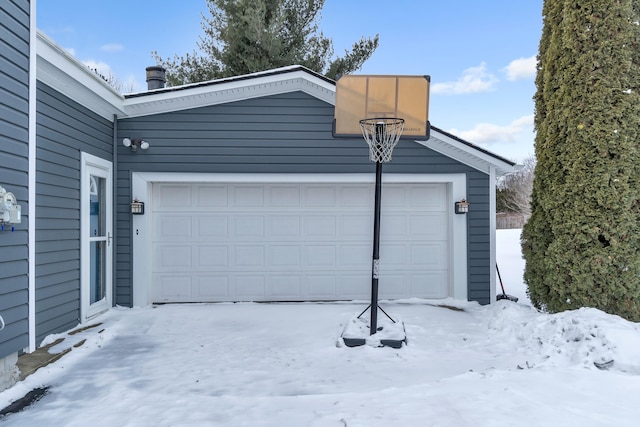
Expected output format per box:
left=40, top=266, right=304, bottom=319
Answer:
left=146, top=66, right=166, bottom=90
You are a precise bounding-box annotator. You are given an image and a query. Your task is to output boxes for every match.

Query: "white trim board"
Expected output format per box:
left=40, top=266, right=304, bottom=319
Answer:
left=132, top=173, right=468, bottom=306
left=415, top=133, right=515, bottom=177
left=28, top=0, right=38, bottom=354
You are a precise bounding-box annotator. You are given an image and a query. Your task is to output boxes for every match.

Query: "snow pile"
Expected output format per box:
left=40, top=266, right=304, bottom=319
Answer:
left=484, top=300, right=640, bottom=372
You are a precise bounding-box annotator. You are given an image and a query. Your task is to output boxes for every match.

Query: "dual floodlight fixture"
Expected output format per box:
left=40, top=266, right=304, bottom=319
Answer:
left=122, top=137, right=149, bottom=152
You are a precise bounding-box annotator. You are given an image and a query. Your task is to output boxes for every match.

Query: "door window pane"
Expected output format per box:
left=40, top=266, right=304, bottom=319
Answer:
left=90, top=175, right=106, bottom=237
left=90, top=240, right=106, bottom=304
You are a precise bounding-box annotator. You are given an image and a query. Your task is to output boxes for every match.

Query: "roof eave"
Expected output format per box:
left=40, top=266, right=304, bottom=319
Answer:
left=122, top=67, right=336, bottom=118
left=419, top=128, right=517, bottom=176
left=36, top=30, right=125, bottom=120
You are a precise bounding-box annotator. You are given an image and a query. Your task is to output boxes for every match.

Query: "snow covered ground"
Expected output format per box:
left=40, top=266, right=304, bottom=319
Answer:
left=2, top=229, right=640, bottom=426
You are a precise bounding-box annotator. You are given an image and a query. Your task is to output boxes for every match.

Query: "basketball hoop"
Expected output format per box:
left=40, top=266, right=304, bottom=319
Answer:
left=359, top=118, right=405, bottom=163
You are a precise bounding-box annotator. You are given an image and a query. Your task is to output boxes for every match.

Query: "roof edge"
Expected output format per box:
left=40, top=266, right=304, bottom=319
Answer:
left=430, top=125, right=516, bottom=167
left=36, top=29, right=125, bottom=120
left=421, top=127, right=517, bottom=176
left=124, top=65, right=334, bottom=99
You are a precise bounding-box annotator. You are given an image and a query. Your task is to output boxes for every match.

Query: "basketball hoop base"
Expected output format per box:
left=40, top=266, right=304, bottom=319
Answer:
left=340, top=313, right=407, bottom=349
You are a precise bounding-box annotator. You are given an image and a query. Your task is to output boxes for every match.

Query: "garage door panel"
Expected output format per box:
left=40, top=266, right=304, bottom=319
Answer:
left=340, top=186, right=371, bottom=207
left=269, top=216, right=301, bottom=239
left=197, top=246, right=229, bottom=268
left=382, top=185, right=447, bottom=210
left=380, top=244, right=409, bottom=265
left=339, top=274, right=370, bottom=299
left=382, top=186, right=407, bottom=207
left=269, top=186, right=300, bottom=207
left=155, top=215, right=193, bottom=239
left=305, top=245, right=337, bottom=266
left=409, top=185, right=447, bottom=209
left=196, top=276, right=229, bottom=298
left=197, top=216, right=228, bottom=239
left=196, top=185, right=227, bottom=207
left=381, top=215, right=407, bottom=237
left=409, top=213, right=448, bottom=239
left=410, top=272, right=449, bottom=298
left=306, top=275, right=337, bottom=298
left=304, top=216, right=337, bottom=238
left=271, top=275, right=302, bottom=298
left=234, top=276, right=266, bottom=298
left=340, top=244, right=371, bottom=267
left=341, top=215, right=372, bottom=237
left=305, top=186, right=335, bottom=207
left=233, top=186, right=264, bottom=207
left=270, top=245, right=301, bottom=267
left=153, top=275, right=193, bottom=301
left=233, top=246, right=265, bottom=267
left=410, top=244, right=448, bottom=268
left=151, top=182, right=450, bottom=302
left=155, top=184, right=191, bottom=208
left=154, top=245, right=192, bottom=270
left=378, top=274, right=409, bottom=299
left=234, top=216, right=265, bottom=239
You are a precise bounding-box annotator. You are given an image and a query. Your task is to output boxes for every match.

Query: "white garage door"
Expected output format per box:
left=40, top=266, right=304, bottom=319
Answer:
left=151, top=182, right=449, bottom=302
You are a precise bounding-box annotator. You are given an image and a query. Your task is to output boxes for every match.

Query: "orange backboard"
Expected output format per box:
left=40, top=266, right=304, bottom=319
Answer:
left=333, top=74, right=430, bottom=138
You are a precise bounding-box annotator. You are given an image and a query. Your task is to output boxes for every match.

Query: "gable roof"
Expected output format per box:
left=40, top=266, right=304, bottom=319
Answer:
left=122, top=65, right=335, bottom=118
left=36, top=30, right=516, bottom=176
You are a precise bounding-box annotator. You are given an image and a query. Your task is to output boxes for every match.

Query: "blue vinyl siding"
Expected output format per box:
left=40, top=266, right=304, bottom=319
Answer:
left=35, top=82, right=113, bottom=345
left=116, top=92, right=492, bottom=305
left=0, top=0, right=30, bottom=358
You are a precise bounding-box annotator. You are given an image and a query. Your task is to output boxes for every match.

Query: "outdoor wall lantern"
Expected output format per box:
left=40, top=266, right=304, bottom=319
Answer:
left=123, top=137, right=149, bottom=152
left=455, top=198, right=469, bottom=214
left=131, top=199, right=145, bottom=215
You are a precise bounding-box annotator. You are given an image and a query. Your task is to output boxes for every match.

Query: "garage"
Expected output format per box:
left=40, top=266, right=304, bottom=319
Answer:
left=122, top=67, right=515, bottom=308
left=149, top=180, right=449, bottom=302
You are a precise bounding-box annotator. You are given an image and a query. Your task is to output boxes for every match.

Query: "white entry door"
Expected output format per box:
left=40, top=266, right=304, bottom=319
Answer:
left=81, top=153, right=113, bottom=321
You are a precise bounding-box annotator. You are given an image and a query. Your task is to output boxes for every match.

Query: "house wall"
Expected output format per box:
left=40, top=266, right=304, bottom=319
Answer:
left=0, top=0, right=30, bottom=372
left=117, top=92, right=492, bottom=305
left=467, top=170, right=490, bottom=303
left=35, top=81, right=113, bottom=345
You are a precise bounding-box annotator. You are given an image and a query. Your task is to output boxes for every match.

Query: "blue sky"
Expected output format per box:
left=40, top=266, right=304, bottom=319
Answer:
left=36, top=0, right=543, bottom=163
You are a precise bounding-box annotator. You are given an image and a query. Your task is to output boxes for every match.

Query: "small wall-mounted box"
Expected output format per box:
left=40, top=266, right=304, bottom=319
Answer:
left=0, top=185, right=21, bottom=224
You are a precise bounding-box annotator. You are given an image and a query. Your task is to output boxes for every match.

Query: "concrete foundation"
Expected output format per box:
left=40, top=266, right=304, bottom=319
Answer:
left=0, top=352, right=20, bottom=392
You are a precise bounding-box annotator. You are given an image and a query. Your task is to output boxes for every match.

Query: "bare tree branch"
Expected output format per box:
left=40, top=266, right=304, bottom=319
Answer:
left=497, top=155, right=535, bottom=217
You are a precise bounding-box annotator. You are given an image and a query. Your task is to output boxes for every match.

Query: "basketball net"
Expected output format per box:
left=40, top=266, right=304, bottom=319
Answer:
left=359, top=118, right=405, bottom=163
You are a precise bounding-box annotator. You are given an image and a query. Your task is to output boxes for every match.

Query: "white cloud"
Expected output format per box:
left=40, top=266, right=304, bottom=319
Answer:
left=504, top=56, right=537, bottom=81
left=123, top=74, right=145, bottom=93
left=100, top=43, right=124, bottom=53
left=450, top=114, right=534, bottom=144
left=431, top=62, right=498, bottom=94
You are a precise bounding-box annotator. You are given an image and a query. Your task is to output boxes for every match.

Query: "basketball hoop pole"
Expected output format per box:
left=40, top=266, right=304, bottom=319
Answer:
left=357, top=118, right=405, bottom=336
left=370, top=144, right=383, bottom=335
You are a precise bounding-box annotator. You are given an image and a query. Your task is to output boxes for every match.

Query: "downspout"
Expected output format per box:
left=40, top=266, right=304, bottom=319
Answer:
left=112, top=115, right=118, bottom=307
left=28, top=0, right=38, bottom=353
left=489, top=166, right=497, bottom=303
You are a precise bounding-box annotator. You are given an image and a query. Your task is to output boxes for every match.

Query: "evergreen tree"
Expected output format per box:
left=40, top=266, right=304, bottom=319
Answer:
left=153, top=0, right=379, bottom=85
left=522, top=0, right=640, bottom=320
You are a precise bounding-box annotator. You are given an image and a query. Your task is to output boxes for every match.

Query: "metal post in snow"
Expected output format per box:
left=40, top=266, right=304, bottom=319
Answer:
left=370, top=127, right=383, bottom=336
